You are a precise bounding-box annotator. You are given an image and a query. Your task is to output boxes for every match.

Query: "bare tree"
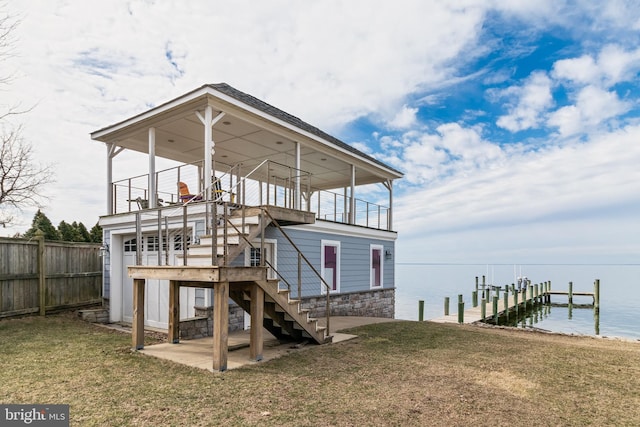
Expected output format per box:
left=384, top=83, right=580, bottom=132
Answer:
left=0, top=127, right=54, bottom=226
left=0, top=5, right=53, bottom=227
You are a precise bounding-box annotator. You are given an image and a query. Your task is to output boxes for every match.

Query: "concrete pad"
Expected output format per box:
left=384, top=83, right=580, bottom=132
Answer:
left=136, top=316, right=399, bottom=372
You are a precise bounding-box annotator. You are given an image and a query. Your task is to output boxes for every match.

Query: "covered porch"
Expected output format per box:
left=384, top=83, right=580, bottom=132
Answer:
left=92, top=83, right=402, bottom=233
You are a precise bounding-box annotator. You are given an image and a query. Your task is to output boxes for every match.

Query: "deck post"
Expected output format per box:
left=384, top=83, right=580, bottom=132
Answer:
left=250, top=284, right=264, bottom=361
left=212, top=281, right=229, bottom=372
left=132, top=279, right=145, bottom=350
left=168, top=280, right=180, bottom=344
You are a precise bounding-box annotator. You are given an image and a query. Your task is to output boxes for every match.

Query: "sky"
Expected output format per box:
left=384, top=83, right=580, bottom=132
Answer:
left=2, top=1, right=640, bottom=265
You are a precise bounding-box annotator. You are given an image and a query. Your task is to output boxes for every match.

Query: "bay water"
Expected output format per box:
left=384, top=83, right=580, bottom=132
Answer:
left=394, top=263, right=640, bottom=340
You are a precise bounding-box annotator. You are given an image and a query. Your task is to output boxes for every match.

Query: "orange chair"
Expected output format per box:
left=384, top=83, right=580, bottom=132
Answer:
left=178, top=182, right=202, bottom=202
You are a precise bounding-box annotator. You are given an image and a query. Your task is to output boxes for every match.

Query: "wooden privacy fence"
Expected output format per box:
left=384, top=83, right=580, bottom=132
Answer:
left=0, top=234, right=102, bottom=318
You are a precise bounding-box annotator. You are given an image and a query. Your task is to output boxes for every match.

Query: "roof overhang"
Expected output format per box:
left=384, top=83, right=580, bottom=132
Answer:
left=91, top=84, right=403, bottom=190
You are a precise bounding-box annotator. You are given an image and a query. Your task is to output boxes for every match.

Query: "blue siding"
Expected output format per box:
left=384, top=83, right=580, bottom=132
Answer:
left=264, top=226, right=396, bottom=298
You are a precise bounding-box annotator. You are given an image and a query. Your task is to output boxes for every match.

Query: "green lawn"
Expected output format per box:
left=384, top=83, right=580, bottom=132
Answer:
left=1, top=313, right=639, bottom=426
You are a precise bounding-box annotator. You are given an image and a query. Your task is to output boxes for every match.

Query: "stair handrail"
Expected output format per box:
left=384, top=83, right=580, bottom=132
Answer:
left=220, top=205, right=331, bottom=336
left=260, top=208, right=332, bottom=337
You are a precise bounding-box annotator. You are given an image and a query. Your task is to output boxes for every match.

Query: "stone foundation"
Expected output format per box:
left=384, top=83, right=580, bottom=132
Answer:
left=179, top=304, right=245, bottom=340
left=179, top=316, right=211, bottom=340
left=78, top=308, right=110, bottom=324
left=301, top=288, right=395, bottom=319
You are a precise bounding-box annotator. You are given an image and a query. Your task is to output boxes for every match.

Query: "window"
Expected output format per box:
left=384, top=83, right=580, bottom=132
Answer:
left=249, top=247, right=262, bottom=267
left=146, top=236, right=159, bottom=252
left=321, top=240, right=340, bottom=293
left=173, top=234, right=191, bottom=251
left=245, top=240, right=277, bottom=280
left=370, top=245, right=383, bottom=288
left=124, top=238, right=137, bottom=253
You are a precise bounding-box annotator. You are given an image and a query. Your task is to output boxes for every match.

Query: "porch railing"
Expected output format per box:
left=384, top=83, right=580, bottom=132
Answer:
left=113, top=159, right=391, bottom=231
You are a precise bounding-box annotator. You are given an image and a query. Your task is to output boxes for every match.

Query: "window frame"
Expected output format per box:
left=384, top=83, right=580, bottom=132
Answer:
left=370, top=244, right=384, bottom=289
left=320, top=239, right=341, bottom=294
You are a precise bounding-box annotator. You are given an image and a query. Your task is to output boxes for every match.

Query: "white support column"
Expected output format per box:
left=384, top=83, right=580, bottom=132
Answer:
left=106, top=143, right=114, bottom=214
left=295, top=141, right=301, bottom=210
left=107, top=143, right=125, bottom=214
left=387, top=179, right=393, bottom=231
left=349, top=164, right=356, bottom=224
left=196, top=107, right=225, bottom=200
left=203, top=106, right=213, bottom=201
left=148, top=127, right=157, bottom=208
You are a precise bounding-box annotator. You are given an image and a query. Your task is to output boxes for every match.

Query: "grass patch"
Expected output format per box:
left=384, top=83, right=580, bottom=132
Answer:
left=1, top=313, right=640, bottom=426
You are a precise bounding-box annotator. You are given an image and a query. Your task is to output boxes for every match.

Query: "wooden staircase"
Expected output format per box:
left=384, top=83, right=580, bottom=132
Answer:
left=181, top=206, right=331, bottom=344
left=230, top=280, right=331, bottom=344
left=184, top=209, right=266, bottom=266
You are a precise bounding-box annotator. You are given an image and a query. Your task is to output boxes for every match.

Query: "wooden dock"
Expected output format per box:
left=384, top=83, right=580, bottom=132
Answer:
left=430, top=280, right=599, bottom=325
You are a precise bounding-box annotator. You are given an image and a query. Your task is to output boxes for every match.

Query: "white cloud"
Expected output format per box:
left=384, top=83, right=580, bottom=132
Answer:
left=496, top=72, right=554, bottom=132
left=552, top=44, right=640, bottom=88
left=388, top=123, right=504, bottom=185
left=548, top=85, right=630, bottom=136
left=552, top=55, right=600, bottom=85
left=386, top=105, right=418, bottom=129
left=395, top=123, right=640, bottom=263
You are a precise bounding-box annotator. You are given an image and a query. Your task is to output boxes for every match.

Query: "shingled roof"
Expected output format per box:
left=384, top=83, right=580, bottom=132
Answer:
left=207, top=83, right=403, bottom=176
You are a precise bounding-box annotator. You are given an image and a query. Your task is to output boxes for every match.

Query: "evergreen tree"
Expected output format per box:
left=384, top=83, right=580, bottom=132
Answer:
left=89, top=222, right=102, bottom=243
left=73, top=221, right=91, bottom=242
left=23, top=210, right=59, bottom=240
left=58, top=220, right=81, bottom=242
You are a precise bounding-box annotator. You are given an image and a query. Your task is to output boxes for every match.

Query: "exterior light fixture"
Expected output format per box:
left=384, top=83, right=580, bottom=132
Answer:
left=99, top=244, right=110, bottom=257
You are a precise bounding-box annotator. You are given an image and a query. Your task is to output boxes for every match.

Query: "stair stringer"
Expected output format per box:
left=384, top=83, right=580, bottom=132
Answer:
left=228, top=289, right=289, bottom=341
left=256, top=279, right=332, bottom=344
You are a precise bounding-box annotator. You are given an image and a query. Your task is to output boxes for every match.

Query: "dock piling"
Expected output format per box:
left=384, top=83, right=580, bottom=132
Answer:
left=568, top=281, right=573, bottom=305
left=458, top=294, right=464, bottom=324
left=418, top=300, right=424, bottom=322
left=492, top=296, right=498, bottom=323
left=472, top=290, right=478, bottom=307
left=503, top=291, right=509, bottom=321
left=444, top=297, right=450, bottom=316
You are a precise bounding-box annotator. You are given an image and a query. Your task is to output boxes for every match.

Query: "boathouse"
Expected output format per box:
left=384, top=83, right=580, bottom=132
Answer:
left=92, top=83, right=403, bottom=370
